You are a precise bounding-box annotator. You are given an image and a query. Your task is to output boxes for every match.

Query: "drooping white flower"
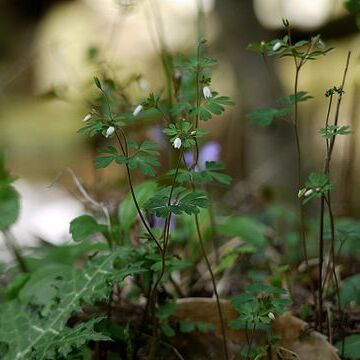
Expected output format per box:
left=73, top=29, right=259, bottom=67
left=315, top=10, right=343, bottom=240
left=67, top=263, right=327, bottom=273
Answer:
left=105, top=126, right=115, bottom=138
left=133, top=104, right=143, bottom=116
left=173, top=137, right=182, bottom=149
left=268, top=312, right=276, bottom=321
left=203, top=86, right=212, bottom=99
left=83, top=113, right=92, bottom=122
left=304, top=189, right=314, bottom=197
left=272, top=42, right=282, bottom=52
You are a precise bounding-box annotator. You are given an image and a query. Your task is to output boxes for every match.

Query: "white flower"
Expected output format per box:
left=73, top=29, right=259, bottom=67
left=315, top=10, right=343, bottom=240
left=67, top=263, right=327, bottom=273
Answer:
left=272, top=42, right=282, bottom=52
left=83, top=113, right=92, bottom=122
left=268, top=312, right=276, bottom=321
left=173, top=137, right=182, bottom=149
left=133, top=104, right=143, bottom=116
left=203, top=86, right=212, bottom=99
left=190, top=131, right=196, bottom=136
left=105, top=126, right=115, bottom=138
left=304, top=189, right=314, bottom=197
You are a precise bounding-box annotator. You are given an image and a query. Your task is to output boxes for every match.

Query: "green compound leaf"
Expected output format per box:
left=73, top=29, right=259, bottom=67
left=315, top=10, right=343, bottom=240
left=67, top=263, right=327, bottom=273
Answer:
left=78, top=119, right=107, bottom=137
left=319, top=125, right=351, bottom=139
left=302, top=172, right=334, bottom=204
left=167, top=162, right=231, bottom=186
left=190, top=95, right=234, bottom=121
left=126, top=140, right=160, bottom=177
left=144, top=187, right=208, bottom=218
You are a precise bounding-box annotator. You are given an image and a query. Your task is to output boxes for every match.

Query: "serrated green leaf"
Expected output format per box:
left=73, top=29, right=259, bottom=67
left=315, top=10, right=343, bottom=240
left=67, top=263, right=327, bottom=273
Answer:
left=0, top=253, right=118, bottom=360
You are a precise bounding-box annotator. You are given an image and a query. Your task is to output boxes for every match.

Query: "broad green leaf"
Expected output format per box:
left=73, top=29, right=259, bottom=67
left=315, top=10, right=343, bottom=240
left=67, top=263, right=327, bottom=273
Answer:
left=69, top=215, right=107, bottom=242
left=246, top=107, right=290, bottom=127
left=336, top=335, right=360, bottom=359
left=339, top=274, right=360, bottom=306
left=118, top=180, right=158, bottom=231
left=4, top=273, right=30, bottom=301
left=218, top=216, right=267, bottom=247
left=0, top=186, right=20, bottom=230
left=278, top=91, right=313, bottom=107
left=156, top=301, right=177, bottom=321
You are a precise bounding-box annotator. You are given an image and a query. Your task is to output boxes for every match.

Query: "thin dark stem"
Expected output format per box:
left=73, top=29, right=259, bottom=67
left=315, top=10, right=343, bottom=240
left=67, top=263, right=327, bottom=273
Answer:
left=195, top=42, right=202, bottom=129
left=293, top=66, right=312, bottom=298
left=114, top=131, right=162, bottom=252
left=194, top=213, right=229, bottom=360
left=245, top=323, right=256, bottom=359
left=318, top=93, right=334, bottom=331
left=207, top=188, right=220, bottom=265
left=148, top=149, right=183, bottom=360
left=318, top=195, right=325, bottom=331
left=319, top=52, right=351, bottom=331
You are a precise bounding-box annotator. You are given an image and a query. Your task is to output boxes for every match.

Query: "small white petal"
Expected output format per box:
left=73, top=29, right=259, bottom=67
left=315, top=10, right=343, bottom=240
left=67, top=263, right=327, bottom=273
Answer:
left=133, top=104, right=143, bottom=116
left=190, top=131, right=196, bottom=136
left=83, top=114, right=92, bottom=122
left=268, top=312, right=276, bottom=321
left=304, top=189, right=314, bottom=197
left=105, top=126, right=115, bottom=138
left=173, top=137, right=182, bottom=149
left=203, top=86, right=212, bottom=99
left=272, top=42, right=282, bottom=52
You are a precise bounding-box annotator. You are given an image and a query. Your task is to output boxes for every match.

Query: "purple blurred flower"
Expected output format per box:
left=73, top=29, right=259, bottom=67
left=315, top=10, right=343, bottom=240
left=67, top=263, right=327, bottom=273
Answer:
left=148, top=125, right=166, bottom=147
left=184, top=141, right=221, bottom=170
left=152, top=215, right=176, bottom=229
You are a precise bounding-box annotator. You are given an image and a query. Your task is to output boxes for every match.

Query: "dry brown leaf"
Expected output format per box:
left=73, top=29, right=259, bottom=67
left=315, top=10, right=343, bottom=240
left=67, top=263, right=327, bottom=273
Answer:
left=171, top=298, right=340, bottom=360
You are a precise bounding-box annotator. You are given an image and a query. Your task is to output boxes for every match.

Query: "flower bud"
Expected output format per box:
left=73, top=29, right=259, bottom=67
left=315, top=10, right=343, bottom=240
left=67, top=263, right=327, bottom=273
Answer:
left=133, top=104, right=143, bottom=116
left=268, top=312, right=276, bottom=321
left=83, top=113, right=92, bottom=122
left=190, top=131, right=196, bottom=136
left=173, top=137, right=182, bottom=149
left=298, top=188, right=306, bottom=198
left=105, top=126, right=115, bottom=138
left=304, top=189, right=314, bottom=197
left=272, top=42, right=282, bottom=52
left=203, top=86, right=212, bottom=99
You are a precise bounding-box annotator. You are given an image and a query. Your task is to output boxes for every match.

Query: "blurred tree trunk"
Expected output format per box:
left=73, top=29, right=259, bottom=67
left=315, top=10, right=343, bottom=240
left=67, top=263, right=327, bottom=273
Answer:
left=214, top=0, right=298, bottom=190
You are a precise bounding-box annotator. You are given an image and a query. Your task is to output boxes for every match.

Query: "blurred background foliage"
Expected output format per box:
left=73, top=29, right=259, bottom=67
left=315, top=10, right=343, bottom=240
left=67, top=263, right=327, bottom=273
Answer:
left=0, top=0, right=359, bottom=255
